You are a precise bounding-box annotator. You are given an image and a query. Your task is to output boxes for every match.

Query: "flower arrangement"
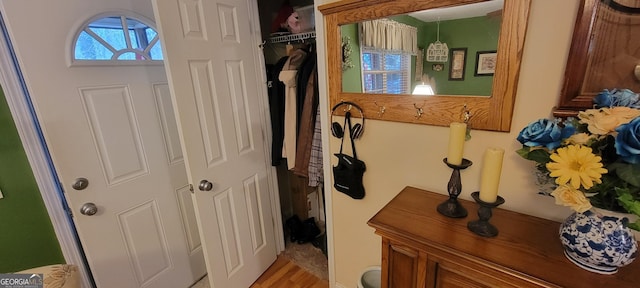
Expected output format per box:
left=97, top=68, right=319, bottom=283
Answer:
left=516, top=89, right=640, bottom=230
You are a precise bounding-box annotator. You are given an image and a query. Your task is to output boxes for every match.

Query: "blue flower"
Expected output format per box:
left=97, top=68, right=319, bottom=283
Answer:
left=594, top=89, right=640, bottom=108
left=517, top=119, right=575, bottom=150
left=615, top=117, right=640, bottom=164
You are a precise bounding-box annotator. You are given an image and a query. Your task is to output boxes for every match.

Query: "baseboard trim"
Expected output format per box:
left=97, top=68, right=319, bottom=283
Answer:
left=334, top=282, right=348, bottom=288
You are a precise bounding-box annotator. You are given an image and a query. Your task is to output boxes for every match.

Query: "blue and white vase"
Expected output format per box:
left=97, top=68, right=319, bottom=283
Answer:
left=559, top=207, right=638, bottom=274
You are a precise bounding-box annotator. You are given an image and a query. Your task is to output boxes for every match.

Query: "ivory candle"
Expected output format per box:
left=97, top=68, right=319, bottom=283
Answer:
left=447, top=122, right=467, bottom=165
left=479, top=147, right=505, bottom=203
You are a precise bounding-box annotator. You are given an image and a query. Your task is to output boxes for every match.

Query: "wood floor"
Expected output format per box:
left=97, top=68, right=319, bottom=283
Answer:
left=249, top=255, right=329, bottom=288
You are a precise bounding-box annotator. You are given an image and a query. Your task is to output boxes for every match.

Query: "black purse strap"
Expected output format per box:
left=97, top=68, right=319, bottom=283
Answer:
left=338, top=111, right=358, bottom=160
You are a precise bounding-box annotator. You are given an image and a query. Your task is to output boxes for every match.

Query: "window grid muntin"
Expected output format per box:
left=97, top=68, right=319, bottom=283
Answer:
left=73, top=15, right=163, bottom=62
left=361, top=49, right=410, bottom=94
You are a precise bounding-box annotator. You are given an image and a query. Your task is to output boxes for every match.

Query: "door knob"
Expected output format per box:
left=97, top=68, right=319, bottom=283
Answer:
left=72, top=178, right=89, bottom=190
left=198, top=180, right=213, bottom=191
left=80, top=203, right=98, bottom=216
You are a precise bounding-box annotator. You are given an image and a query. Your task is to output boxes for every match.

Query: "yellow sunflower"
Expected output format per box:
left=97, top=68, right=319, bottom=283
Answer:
left=546, top=145, right=607, bottom=190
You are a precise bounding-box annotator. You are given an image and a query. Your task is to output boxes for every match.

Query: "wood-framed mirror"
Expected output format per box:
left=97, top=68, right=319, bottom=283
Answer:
left=318, top=0, right=531, bottom=132
left=554, top=0, right=640, bottom=117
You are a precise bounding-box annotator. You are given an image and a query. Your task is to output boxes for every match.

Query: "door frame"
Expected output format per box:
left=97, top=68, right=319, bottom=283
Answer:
left=313, top=2, right=337, bottom=286
left=0, top=1, right=288, bottom=285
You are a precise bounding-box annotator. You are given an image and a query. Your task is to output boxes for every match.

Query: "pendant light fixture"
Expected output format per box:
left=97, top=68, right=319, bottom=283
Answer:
left=426, top=20, right=448, bottom=63
left=412, top=74, right=435, bottom=95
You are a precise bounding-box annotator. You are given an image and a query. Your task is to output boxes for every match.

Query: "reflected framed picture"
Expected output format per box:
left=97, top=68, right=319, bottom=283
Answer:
left=448, top=48, right=467, bottom=80
left=475, top=50, right=497, bottom=76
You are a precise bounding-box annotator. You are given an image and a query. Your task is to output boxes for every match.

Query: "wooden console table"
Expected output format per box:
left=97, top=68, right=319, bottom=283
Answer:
left=367, top=186, right=639, bottom=287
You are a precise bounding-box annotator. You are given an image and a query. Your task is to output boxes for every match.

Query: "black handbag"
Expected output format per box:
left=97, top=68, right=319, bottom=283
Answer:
left=333, top=111, right=366, bottom=199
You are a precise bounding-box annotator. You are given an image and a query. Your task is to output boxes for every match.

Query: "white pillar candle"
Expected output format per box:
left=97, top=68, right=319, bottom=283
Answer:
left=479, top=147, right=505, bottom=203
left=447, top=122, right=467, bottom=165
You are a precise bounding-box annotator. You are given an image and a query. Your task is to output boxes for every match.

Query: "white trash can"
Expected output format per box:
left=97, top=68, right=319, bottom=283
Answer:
left=357, top=266, right=381, bottom=288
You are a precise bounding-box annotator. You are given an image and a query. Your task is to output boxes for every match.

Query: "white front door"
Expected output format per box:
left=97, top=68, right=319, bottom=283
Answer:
left=0, top=0, right=206, bottom=287
left=151, top=0, right=278, bottom=287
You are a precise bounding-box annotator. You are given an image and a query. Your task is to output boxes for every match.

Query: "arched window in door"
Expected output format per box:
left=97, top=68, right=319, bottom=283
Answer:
left=73, top=14, right=163, bottom=63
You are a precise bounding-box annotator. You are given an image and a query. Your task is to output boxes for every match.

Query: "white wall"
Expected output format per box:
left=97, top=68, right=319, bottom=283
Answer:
left=315, top=0, right=582, bottom=287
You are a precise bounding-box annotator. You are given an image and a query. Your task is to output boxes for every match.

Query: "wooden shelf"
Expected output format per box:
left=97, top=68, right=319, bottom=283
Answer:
left=268, top=31, right=316, bottom=44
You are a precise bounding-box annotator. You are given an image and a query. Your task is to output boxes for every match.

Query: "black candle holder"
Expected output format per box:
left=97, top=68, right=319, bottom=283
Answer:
left=437, top=158, right=472, bottom=218
left=467, top=192, right=505, bottom=237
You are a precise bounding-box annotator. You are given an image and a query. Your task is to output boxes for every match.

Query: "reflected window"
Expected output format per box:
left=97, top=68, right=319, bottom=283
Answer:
left=74, top=15, right=163, bottom=62
left=361, top=48, right=410, bottom=94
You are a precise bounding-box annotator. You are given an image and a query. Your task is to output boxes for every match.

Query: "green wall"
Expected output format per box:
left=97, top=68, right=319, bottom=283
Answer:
left=0, top=87, right=64, bottom=272
left=341, top=15, right=500, bottom=96
left=341, top=23, right=363, bottom=93
left=423, top=16, right=500, bottom=96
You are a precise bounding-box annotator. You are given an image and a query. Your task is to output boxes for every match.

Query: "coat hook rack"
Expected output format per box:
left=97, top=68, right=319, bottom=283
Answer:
left=462, top=104, right=472, bottom=123
left=374, top=101, right=386, bottom=117
left=462, top=104, right=472, bottom=140
left=344, top=104, right=353, bottom=112
left=334, top=100, right=357, bottom=113
left=414, top=103, right=425, bottom=119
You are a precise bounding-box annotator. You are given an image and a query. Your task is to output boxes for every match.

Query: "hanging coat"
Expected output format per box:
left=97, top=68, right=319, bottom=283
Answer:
left=292, top=53, right=318, bottom=178
left=279, top=49, right=308, bottom=170
left=267, top=56, right=289, bottom=166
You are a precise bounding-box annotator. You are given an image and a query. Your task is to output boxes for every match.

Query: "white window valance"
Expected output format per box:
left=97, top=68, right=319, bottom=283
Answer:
left=360, top=19, right=418, bottom=55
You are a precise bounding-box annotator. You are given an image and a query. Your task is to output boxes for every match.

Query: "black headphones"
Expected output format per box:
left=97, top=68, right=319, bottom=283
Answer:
left=331, top=101, right=365, bottom=139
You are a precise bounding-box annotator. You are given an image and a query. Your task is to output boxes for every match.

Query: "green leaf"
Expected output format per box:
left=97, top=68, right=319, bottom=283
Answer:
left=629, top=220, right=640, bottom=232
left=611, top=162, right=640, bottom=187
left=607, top=162, right=623, bottom=171
left=516, top=147, right=531, bottom=158
left=616, top=188, right=640, bottom=231
left=517, top=146, right=552, bottom=166
left=527, top=149, right=551, bottom=164
left=616, top=188, right=640, bottom=216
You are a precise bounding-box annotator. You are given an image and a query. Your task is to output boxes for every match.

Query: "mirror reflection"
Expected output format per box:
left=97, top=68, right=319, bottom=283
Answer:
left=340, top=0, right=502, bottom=96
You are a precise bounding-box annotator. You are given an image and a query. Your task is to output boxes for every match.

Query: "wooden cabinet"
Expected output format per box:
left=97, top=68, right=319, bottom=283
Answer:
left=368, top=187, right=640, bottom=288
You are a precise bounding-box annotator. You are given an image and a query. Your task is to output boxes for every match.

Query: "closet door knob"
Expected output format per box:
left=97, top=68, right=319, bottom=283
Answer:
left=199, top=180, right=213, bottom=191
